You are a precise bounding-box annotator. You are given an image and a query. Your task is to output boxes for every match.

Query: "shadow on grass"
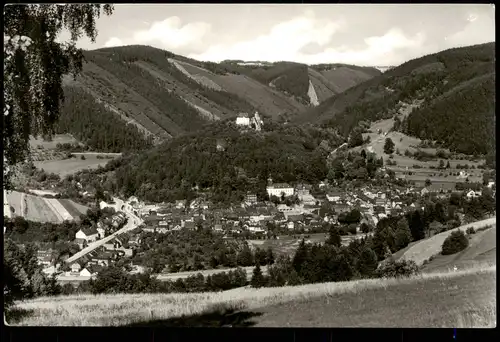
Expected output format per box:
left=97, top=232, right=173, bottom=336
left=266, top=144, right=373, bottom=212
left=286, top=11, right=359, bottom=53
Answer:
left=5, top=307, right=35, bottom=325
left=124, top=308, right=263, bottom=327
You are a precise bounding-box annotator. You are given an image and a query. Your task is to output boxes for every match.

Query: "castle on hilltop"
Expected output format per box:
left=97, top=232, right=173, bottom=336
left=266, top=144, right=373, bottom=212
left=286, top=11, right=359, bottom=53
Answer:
left=235, top=111, right=264, bottom=131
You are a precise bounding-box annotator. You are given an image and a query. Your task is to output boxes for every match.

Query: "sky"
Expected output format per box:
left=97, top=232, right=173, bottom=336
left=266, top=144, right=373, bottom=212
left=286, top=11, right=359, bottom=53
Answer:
left=66, top=4, right=495, bottom=67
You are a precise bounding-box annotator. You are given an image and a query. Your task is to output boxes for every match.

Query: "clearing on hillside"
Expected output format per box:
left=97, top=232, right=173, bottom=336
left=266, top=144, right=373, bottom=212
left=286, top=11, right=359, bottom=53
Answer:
left=34, top=154, right=118, bottom=177
left=5, top=191, right=89, bottom=223
left=398, top=218, right=496, bottom=267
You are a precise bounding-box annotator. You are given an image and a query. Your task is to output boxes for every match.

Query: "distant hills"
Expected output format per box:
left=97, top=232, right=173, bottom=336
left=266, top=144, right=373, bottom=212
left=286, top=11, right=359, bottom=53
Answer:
left=294, top=42, right=495, bottom=155
left=55, top=43, right=495, bottom=157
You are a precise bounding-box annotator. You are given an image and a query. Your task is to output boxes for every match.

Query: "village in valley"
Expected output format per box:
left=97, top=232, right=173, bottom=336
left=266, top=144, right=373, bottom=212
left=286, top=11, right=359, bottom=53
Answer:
left=5, top=112, right=495, bottom=287
left=3, top=3, right=495, bottom=328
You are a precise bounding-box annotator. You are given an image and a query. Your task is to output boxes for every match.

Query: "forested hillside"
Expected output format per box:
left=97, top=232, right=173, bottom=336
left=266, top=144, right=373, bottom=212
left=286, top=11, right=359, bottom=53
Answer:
left=80, top=121, right=345, bottom=205
left=296, top=42, right=495, bottom=156
left=55, top=45, right=379, bottom=147
left=55, top=86, right=154, bottom=152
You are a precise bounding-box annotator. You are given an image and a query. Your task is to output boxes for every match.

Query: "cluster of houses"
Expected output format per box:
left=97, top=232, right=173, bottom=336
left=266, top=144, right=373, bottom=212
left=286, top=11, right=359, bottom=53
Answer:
left=73, top=210, right=127, bottom=249
left=33, top=175, right=494, bottom=280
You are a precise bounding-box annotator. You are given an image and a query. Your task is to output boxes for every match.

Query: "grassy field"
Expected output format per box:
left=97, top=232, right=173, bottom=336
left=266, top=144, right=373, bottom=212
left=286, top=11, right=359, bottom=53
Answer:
left=34, top=155, right=115, bottom=177
left=29, top=134, right=78, bottom=150
left=8, top=263, right=495, bottom=327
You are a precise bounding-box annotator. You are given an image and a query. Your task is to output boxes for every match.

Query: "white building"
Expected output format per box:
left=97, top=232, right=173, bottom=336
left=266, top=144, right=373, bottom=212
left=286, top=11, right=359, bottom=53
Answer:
left=236, top=116, right=250, bottom=126
left=266, top=183, right=294, bottom=198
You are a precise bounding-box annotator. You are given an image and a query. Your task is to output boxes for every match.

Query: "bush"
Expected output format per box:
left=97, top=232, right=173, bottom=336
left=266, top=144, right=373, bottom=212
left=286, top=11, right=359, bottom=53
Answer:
left=80, top=155, right=86, bottom=160
left=375, top=257, right=421, bottom=279
left=441, top=230, right=469, bottom=255
left=466, top=227, right=476, bottom=235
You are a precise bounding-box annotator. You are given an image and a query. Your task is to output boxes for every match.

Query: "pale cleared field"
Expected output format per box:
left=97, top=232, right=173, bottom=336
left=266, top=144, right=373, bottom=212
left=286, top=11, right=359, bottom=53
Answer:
left=9, top=264, right=495, bottom=327
left=400, top=218, right=496, bottom=266
left=45, top=198, right=73, bottom=221
left=5, top=191, right=88, bottom=223
left=34, top=155, right=115, bottom=177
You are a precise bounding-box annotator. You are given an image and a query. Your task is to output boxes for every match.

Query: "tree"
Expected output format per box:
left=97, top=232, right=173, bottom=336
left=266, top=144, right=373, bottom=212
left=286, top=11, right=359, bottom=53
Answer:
left=439, top=160, right=445, bottom=169
left=348, top=130, right=364, bottom=148
left=394, top=218, right=412, bottom=250
left=292, top=239, right=309, bottom=275
left=383, top=138, right=395, bottom=155
left=425, top=178, right=432, bottom=187
left=326, top=225, right=341, bottom=247
left=265, top=247, right=275, bottom=265
left=356, top=247, right=378, bottom=278
left=442, top=230, right=469, bottom=255
left=446, top=160, right=451, bottom=169
left=253, top=248, right=267, bottom=266
left=360, top=222, right=373, bottom=233
left=3, top=4, right=114, bottom=188
left=250, top=263, right=266, bottom=288
left=236, top=243, right=254, bottom=267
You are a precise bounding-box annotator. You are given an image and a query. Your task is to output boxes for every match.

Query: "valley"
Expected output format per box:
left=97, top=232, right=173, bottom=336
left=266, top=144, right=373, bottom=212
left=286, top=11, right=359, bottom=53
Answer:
left=3, top=12, right=496, bottom=330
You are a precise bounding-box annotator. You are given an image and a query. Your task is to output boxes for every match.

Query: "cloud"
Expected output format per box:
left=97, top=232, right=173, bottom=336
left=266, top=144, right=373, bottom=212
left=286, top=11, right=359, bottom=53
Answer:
left=104, top=37, right=123, bottom=48
left=444, top=12, right=495, bottom=48
left=132, top=16, right=211, bottom=49
left=191, top=16, right=425, bottom=66
left=189, top=11, right=346, bottom=63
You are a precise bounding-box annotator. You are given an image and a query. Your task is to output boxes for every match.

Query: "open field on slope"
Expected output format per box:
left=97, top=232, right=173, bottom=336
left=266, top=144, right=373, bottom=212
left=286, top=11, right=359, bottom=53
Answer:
left=421, top=225, right=496, bottom=274
left=172, top=59, right=305, bottom=119
left=34, top=155, right=117, bottom=177
left=58, top=199, right=89, bottom=219
left=399, top=218, right=496, bottom=267
left=29, top=134, right=78, bottom=150
left=8, top=264, right=495, bottom=327
left=4, top=191, right=88, bottom=223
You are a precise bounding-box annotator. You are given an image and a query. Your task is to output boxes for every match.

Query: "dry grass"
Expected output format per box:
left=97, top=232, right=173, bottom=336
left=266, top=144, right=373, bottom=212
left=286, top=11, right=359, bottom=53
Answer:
left=454, top=301, right=496, bottom=328
left=10, top=263, right=495, bottom=326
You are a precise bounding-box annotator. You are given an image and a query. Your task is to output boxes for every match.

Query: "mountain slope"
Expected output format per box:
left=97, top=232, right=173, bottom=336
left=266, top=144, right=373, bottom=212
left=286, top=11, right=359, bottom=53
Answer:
left=295, top=42, right=495, bottom=155
left=56, top=45, right=380, bottom=146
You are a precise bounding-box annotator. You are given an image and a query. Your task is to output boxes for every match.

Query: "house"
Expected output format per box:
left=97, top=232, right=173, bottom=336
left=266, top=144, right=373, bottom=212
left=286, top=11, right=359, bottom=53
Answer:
left=326, top=191, right=343, bottom=203
left=129, top=235, right=141, bottom=246
left=37, top=249, right=55, bottom=267
left=236, top=113, right=250, bottom=126
left=295, top=184, right=312, bottom=196
left=266, top=183, right=294, bottom=198
left=79, top=268, right=93, bottom=277
left=375, top=197, right=387, bottom=207
left=91, top=251, right=119, bottom=267
left=277, top=204, right=293, bottom=212
left=213, top=224, right=223, bottom=232
left=175, top=200, right=186, bottom=209
left=75, top=227, right=99, bottom=242
left=70, top=263, right=82, bottom=275
left=333, top=203, right=350, bottom=214
left=466, top=190, right=482, bottom=199
left=287, top=222, right=295, bottom=230
left=246, top=193, right=258, bottom=204
left=487, top=181, right=495, bottom=188
left=74, top=238, right=87, bottom=250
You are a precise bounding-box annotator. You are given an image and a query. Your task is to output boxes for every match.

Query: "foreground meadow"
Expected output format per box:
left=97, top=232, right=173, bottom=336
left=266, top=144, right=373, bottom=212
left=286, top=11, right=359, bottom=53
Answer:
left=8, top=263, right=495, bottom=327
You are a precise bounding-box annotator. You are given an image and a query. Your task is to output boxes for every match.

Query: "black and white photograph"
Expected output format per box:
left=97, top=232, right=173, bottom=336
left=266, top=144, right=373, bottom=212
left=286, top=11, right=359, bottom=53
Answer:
left=3, top=3, right=495, bottom=327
